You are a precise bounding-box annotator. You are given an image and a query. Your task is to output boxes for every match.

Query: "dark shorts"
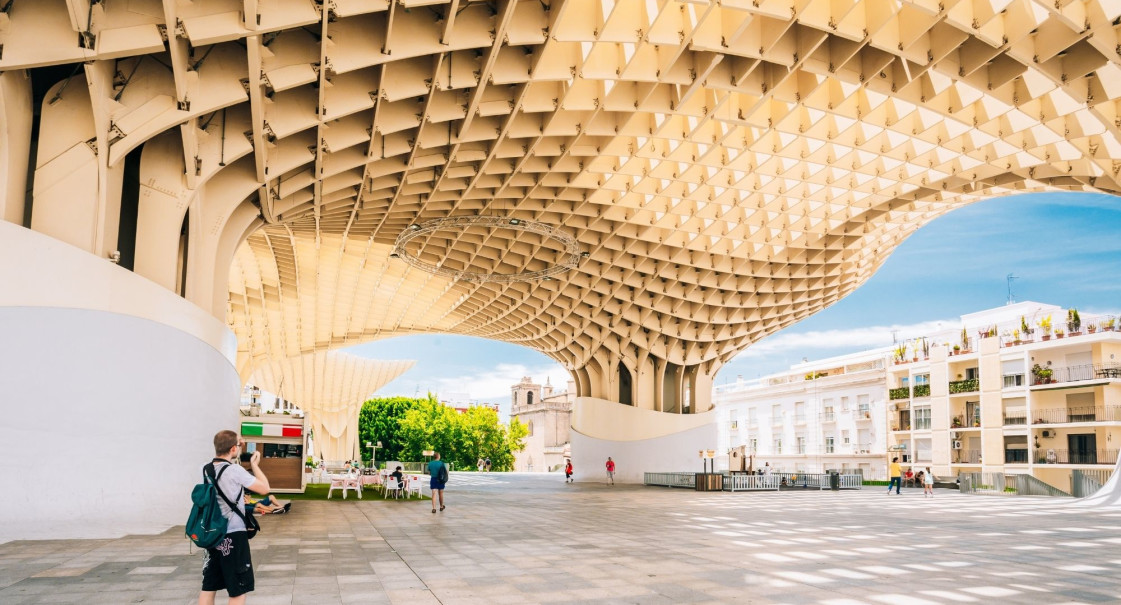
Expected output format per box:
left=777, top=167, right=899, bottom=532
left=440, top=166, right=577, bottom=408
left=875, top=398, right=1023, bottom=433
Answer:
left=430, top=478, right=445, bottom=490
left=201, top=531, right=254, bottom=597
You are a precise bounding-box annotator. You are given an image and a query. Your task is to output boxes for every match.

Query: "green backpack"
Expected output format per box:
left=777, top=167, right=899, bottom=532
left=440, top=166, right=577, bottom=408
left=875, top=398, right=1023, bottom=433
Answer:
left=186, top=463, right=231, bottom=548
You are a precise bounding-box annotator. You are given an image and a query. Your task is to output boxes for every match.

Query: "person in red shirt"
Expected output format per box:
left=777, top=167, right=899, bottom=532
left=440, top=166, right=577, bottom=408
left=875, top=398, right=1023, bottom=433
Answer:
left=564, top=459, right=573, bottom=483
left=605, top=457, right=615, bottom=485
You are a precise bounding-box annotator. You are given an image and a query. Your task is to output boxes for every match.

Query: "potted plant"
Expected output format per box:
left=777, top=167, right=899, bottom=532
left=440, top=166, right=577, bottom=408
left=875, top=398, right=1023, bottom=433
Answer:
left=1038, top=315, right=1052, bottom=341
left=1067, top=308, right=1082, bottom=336
left=1088, top=321, right=1098, bottom=334
left=952, top=344, right=961, bottom=355
left=960, top=327, right=970, bottom=352
left=974, top=419, right=981, bottom=427
left=1031, top=363, right=1054, bottom=385
left=893, top=342, right=908, bottom=364
left=1055, top=327, right=1065, bottom=339
left=1105, top=317, right=1117, bottom=332
left=952, top=415, right=963, bottom=428
left=1020, top=316, right=1034, bottom=342
left=920, top=337, right=930, bottom=359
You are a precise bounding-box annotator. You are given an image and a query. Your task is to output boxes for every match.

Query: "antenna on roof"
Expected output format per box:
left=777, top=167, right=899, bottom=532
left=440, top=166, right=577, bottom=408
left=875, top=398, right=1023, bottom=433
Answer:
left=1006, top=273, right=1019, bottom=305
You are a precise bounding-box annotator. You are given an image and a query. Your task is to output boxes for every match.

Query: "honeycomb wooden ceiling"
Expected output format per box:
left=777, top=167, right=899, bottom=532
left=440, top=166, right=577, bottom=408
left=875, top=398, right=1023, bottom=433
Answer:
left=8, top=0, right=1119, bottom=379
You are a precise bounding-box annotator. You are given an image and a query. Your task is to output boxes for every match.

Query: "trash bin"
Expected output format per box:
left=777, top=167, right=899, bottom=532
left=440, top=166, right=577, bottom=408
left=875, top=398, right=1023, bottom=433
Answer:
left=695, top=473, right=724, bottom=491
left=829, top=471, right=840, bottom=491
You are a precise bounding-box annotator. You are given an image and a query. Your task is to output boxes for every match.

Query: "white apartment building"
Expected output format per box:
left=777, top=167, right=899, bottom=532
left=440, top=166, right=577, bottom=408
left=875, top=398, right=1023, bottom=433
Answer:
left=714, top=300, right=1121, bottom=491
left=887, top=301, right=1120, bottom=493
left=713, top=350, right=891, bottom=479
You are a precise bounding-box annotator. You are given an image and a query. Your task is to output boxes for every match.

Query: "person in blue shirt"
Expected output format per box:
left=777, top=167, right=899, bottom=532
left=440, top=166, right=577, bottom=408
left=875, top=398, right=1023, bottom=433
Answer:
left=427, top=452, right=447, bottom=513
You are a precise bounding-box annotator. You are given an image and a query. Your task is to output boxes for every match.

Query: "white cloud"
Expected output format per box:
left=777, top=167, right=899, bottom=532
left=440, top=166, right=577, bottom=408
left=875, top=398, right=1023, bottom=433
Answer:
left=733, top=319, right=957, bottom=360
left=431, top=362, right=571, bottom=403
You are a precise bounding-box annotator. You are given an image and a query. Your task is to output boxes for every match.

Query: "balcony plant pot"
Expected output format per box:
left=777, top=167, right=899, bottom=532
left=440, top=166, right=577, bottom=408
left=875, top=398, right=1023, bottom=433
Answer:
left=1069, top=332, right=1082, bottom=337
left=1042, top=334, right=1051, bottom=341
left=1088, top=325, right=1097, bottom=334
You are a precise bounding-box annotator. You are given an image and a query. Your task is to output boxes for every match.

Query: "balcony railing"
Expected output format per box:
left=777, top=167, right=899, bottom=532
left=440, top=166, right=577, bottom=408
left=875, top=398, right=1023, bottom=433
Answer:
left=1031, top=362, right=1121, bottom=386
left=1003, top=413, right=1027, bottom=425
left=913, top=384, right=931, bottom=398
left=854, top=442, right=872, bottom=454
left=948, top=378, right=980, bottom=394
left=1031, top=406, right=1121, bottom=424
left=821, top=412, right=835, bottom=422
left=1034, top=449, right=1119, bottom=465
left=952, top=449, right=982, bottom=464
left=888, top=387, right=910, bottom=400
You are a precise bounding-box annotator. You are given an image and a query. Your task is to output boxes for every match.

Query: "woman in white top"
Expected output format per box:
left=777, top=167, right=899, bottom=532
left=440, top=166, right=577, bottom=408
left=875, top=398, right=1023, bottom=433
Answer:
left=923, top=466, right=935, bottom=497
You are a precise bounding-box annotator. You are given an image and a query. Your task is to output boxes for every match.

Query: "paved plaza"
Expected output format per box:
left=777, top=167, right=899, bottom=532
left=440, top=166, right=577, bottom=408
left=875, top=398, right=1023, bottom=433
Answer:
left=2, top=473, right=1120, bottom=604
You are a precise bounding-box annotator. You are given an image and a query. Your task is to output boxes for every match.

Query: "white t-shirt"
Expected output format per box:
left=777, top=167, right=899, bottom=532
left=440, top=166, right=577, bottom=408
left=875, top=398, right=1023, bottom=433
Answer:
left=207, top=461, right=257, bottom=533
left=923, top=472, right=934, bottom=485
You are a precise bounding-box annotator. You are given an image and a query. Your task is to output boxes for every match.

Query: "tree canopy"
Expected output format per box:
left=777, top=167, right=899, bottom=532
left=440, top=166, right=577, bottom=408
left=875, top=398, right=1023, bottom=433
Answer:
left=357, top=395, right=527, bottom=471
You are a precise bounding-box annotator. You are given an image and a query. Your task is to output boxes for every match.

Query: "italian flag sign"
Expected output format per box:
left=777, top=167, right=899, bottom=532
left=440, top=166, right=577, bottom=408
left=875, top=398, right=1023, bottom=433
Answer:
left=241, top=422, right=302, bottom=437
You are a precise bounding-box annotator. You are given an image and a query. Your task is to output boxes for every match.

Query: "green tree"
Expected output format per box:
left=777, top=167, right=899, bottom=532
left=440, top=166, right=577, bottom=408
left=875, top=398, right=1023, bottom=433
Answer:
left=358, top=394, right=531, bottom=471
left=357, top=395, right=429, bottom=464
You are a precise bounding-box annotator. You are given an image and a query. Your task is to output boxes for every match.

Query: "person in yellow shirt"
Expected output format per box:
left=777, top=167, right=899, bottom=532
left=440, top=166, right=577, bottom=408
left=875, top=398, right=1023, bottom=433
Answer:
left=887, top=457, right=902, bottom=495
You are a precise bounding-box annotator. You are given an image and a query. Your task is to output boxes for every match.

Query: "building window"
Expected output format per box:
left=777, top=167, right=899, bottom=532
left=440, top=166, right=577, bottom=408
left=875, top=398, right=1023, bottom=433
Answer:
left=826, top=437, right=835, bottom=453
left=526, top=420, right=534, bottom=436
left=915, top=373, right=930, bottom=385
left=823, top=406, right=835, bottom=422
left=748, top=409, right=757, bottom=425
left=527, top=392, right=534, bottom=406
left=914, top=407, right=931, bottom=430
left=840, top=396, right=850, bottom=411
left=797, top=436, right=806, bottom=454
left=842, top=430, right=850, bottom=445
left=730, top=420, right=738, bottom=430
left=857, top=394, right=870, bottom=414
left=750, top=438, right=757, bottom=453
left=774, top=439, right=782, bottom=454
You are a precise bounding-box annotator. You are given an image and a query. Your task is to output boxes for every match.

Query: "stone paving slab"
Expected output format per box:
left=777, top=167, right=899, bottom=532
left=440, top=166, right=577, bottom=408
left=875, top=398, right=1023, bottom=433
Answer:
left=1, top=473, right=1120, bottom=603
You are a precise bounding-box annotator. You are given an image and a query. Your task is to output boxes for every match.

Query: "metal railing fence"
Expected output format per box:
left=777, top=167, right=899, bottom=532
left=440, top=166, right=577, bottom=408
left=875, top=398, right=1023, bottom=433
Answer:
left=723, top=474, right=780, bottom=491
left=1033, top=448, right=1119, bottom=465
left=1071, top=469, right=1111, bottom=498
left=1030, top=406, right=1121, bottom=424
left=644, top=472, right=696, bottom=488
left=959, top=472, right=1071, bottom=497
left=1031, top=362, right=1121, bottom=386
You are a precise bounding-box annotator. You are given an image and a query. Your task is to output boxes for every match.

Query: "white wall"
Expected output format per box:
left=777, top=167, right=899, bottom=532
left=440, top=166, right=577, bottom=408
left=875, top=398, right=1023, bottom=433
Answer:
left=570, top=397, right=717, bottom=483
left=0, top=223, right=239, bottom=541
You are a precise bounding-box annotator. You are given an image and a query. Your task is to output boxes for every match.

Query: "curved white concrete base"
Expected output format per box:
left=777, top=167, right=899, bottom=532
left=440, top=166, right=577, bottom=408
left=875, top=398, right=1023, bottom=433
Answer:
left=570, top=397, right=717, bottom=484
left=1, top=223, right=239, bottom=541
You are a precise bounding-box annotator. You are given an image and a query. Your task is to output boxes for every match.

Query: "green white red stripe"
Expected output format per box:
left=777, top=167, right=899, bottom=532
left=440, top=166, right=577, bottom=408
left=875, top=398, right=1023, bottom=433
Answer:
left=241, top=422, right=302, bottom=437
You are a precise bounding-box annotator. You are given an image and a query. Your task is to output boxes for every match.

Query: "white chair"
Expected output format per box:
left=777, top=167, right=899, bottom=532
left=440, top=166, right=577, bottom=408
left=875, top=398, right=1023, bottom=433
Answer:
left=383, top=477, right=401, bottom=499
left=405, top=475, right=423, bottom=499
left=345, top=468, right=363, bottom=499
left=328, top=469, right=363, bottom=499
left=327, top=474, right=346, bottom=499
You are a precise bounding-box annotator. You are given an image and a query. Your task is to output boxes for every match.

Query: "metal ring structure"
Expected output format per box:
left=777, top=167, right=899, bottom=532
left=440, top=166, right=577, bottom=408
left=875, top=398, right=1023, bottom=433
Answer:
left=391, top=216, right=581, bottom=284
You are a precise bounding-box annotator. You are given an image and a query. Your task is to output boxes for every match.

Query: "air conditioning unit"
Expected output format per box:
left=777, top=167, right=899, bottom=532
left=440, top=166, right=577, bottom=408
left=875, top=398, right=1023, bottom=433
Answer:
left=1041, top=430, right=1053, bottom=438
left=952, top=440, right=963, bottom=449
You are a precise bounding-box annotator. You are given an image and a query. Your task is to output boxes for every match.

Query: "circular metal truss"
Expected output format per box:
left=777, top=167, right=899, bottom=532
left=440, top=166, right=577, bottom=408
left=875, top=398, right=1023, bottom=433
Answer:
left=391, top=216, right=582, bottom=284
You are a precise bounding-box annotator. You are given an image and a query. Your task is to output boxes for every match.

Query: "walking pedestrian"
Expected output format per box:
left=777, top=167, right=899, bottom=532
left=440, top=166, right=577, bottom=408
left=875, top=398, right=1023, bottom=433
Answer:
left=564, top=458, right=573, bottom=483
left=428, top=452, right=448, bottom=513
left=923, top=466, right=934, bottom=497
left=605, top=457, right=615, bottom=485
left=887, top=457, right=902, bottom=495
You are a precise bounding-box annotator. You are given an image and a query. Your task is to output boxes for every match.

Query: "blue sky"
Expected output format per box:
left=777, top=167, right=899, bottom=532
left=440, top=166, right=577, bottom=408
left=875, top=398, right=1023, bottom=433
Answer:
left=348, top=191, right=1121, bottom=416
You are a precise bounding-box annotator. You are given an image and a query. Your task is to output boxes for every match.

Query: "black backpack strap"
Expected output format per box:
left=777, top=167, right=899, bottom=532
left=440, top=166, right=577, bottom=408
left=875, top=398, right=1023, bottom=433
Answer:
left=208, top=461, right=258, bottom=533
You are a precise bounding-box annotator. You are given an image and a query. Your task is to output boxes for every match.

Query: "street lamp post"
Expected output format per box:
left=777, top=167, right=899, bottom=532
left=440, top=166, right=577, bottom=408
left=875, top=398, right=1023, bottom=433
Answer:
left=366, top=441, right=381, bottom=469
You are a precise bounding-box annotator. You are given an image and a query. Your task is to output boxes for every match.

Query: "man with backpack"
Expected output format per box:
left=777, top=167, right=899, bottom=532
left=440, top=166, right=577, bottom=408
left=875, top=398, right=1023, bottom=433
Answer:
left=197, top=430, right=269, bottom=605
left=428, top=452, right=448, bottom=513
